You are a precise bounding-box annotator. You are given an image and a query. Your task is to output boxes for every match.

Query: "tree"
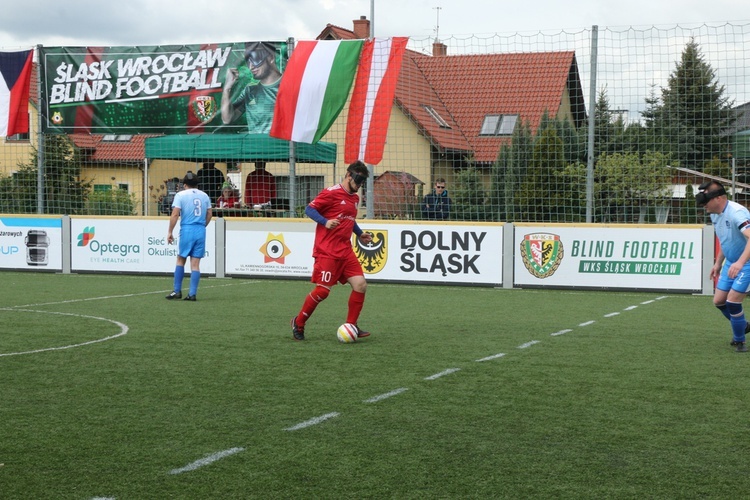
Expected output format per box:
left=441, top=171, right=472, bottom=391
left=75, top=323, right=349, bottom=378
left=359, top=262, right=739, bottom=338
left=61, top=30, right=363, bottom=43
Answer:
left=0, top=135, right=93, bottom=214
left=452, top=165, right=489, bottom=221
left=515, top=127, right=565, bottom=222
left=492, top=120, right=533, bottom=221
left=646, top=39, right=735, bottom=171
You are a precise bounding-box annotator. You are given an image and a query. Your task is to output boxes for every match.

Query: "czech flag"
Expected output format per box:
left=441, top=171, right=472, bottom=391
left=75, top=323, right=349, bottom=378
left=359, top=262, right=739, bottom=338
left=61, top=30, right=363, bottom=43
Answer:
left=0, top=49, right=33, bottom=137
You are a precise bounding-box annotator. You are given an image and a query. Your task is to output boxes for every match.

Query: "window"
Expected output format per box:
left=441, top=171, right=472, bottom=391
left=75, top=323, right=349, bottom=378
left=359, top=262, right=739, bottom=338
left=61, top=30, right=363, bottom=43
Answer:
left=94, top=184, right=129, bottom=192
left=101, top=134, right=133, bottom=142
left=423, top=105, right=452, bottom=129
left=479, top=114, right=518, bottom=136
left=275, top=175, right=325, bottom=207
left=5, top=112, right=30, bottom=142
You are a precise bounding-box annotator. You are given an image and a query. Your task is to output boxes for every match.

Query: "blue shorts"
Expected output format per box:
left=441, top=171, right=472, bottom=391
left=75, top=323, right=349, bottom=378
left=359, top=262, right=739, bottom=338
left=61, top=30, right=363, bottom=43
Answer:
left=716, top=259, right=750, bottom=294
left=178, top=225, right=206, bottom=259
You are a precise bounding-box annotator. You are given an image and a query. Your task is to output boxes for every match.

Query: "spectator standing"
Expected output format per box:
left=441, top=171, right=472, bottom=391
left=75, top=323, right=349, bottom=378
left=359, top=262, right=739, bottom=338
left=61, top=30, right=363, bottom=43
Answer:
left=244, top=161, right=277, bottom=207
left=422, top=178, right=451, bottom=220
left=196, top=162, right=225, bottom=205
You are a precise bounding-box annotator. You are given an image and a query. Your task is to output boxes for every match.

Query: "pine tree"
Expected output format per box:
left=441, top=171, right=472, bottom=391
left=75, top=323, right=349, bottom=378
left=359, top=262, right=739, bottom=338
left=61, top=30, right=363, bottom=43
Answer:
left=648, top=39, right=735, bottom=170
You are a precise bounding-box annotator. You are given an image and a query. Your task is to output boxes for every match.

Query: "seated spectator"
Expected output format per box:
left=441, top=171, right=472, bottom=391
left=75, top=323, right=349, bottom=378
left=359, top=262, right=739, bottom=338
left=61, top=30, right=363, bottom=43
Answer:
left=244, top=161, right=277, bottom=207
left=216, top=183, right=239, bottom=208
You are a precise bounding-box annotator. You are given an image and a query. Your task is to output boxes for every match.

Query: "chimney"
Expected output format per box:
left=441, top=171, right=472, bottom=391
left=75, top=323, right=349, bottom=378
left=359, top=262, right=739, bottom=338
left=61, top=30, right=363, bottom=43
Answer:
left=353, top=16, right=370, bottom=39
left=433, top=42, right=447, bottom=57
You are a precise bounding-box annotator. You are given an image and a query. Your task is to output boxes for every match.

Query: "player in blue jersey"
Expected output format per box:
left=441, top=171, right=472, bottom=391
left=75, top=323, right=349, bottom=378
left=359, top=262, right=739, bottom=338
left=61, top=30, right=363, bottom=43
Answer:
left=697, top=180, right=750, bottom=352
left=166, top=171, right=213, bottom=301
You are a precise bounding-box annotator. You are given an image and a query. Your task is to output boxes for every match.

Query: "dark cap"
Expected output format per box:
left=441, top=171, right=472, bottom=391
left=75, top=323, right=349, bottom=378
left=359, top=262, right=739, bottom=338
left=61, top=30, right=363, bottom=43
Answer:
left=183, top=171, right=198, bottom=187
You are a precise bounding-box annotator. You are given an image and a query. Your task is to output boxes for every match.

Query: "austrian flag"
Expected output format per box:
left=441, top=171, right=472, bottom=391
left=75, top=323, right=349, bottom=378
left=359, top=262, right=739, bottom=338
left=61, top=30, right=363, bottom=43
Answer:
left=0, top=49, right=33, bottom=137
left=270, top=40, right=363, bottom=144
left=345, top=37, right=408, bottom=165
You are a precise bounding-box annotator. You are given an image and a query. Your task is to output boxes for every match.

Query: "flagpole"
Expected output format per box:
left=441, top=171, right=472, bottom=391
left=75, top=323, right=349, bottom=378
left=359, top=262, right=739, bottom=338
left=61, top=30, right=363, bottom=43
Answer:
left=366, top=0, right=376, bottom=219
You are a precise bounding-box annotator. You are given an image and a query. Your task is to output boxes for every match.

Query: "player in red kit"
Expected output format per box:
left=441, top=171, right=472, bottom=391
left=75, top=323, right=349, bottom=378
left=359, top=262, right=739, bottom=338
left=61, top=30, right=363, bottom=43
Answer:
left=291, top=161, right=373, bottom=341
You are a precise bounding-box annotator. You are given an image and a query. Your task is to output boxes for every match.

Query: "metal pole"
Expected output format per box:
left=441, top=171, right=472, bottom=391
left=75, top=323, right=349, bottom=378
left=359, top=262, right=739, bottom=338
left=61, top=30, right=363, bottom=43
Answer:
left=143, top=158, right=149, bottom=216
left=36, top=45, right=44, bottom=214
left=287, top=37, right=297, bottom=217
left=366, top=0, right=376, bottom=219
left=586, top=26, right=598, bottom=223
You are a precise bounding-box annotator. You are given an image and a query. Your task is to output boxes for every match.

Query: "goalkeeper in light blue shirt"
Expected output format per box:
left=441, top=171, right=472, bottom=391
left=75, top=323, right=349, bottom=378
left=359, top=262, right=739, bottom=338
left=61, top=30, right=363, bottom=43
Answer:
left=166, top=171, right=212, bottom=301
left=697, top=181, right=750, bottom=352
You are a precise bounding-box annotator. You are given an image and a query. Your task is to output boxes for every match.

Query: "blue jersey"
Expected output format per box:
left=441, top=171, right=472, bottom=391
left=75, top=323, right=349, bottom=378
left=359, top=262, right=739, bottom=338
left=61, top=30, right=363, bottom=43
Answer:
left=172, top=188, right=211, bottom=226
left=711, top=199, right=750, bottom=263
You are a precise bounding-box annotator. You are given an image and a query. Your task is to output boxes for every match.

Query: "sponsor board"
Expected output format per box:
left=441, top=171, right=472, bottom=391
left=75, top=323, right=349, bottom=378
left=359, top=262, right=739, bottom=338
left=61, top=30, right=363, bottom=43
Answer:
left=71, top=219, right=216, bottom=273
left=225, top=220, right=503, bottom=285
left=514, top=225, right=702, bottom=291
left=0, top=217, right=63, bottom=270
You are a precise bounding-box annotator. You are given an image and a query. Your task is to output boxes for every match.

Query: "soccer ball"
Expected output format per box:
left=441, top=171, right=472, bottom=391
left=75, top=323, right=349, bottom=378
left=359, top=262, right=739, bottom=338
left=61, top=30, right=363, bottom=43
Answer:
left=337, top=323, right=358, bottom=343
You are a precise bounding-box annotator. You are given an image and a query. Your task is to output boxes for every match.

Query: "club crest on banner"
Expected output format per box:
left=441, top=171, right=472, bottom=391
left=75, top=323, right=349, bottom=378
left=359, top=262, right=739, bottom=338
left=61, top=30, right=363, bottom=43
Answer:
left=520, top=233, right=564, bottom=278
left=191, top=95, right=217, bottom=123
left=353, top=230, right=387, bottom=274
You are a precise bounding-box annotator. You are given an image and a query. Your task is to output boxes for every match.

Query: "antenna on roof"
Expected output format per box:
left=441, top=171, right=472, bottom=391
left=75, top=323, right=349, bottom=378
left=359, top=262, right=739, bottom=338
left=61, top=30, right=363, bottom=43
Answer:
left=433, top=6, right=442, bottom=42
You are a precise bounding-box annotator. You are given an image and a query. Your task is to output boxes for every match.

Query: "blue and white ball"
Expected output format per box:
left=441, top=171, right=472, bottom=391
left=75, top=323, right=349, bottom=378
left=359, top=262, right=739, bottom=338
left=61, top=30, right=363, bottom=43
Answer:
left=337, top=323, right=358, bottom=343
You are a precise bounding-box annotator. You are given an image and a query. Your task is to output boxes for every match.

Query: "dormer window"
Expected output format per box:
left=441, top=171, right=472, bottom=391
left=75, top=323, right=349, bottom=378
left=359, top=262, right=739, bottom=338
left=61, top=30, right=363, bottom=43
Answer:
left=102, top=134, right=133, bottom=142
left=480, top=114, right=518, bottom=136
left=423, top=105, right=451, bottom=129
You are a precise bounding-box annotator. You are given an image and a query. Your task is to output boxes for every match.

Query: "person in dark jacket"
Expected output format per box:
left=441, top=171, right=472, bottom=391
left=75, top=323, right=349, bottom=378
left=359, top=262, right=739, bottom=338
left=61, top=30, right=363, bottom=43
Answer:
left=421, top=178, right=451, bottom=220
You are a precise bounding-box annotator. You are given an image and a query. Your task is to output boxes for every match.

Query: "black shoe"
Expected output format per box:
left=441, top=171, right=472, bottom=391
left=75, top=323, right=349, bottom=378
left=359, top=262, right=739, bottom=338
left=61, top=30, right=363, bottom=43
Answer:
left=731, top=340, right=741, bottom=346
left=291, top=316, right=305, bottom=341
left=184, top=295, right=196, bottom=301
left=355, top=325, right=370, bottom=338
left=166, top=291, right=182, bottom=300
left=737, top=342, right=748, bottom=353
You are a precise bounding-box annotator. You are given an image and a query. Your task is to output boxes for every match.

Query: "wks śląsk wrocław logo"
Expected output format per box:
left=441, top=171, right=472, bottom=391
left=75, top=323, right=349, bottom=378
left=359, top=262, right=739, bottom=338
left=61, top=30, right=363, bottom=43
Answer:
left=353, top=230, right=387, bottom=274
left=259, top=233, right=291, bottom=263
left=191, top=95, right=217, bottom=123
left=520, top=233, right=564, bottom=278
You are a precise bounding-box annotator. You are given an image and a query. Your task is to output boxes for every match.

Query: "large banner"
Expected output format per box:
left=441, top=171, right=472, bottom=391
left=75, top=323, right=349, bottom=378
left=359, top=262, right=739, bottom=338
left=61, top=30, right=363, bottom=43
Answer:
left=514, top=224, right=703, bottom=291
left=0, top=217, right=63, bottom=271
left=71, top=218, right=215, bottom=274
left=226, top=220, right=503, bottom=286
left=40, top=42, right=288, bottom=134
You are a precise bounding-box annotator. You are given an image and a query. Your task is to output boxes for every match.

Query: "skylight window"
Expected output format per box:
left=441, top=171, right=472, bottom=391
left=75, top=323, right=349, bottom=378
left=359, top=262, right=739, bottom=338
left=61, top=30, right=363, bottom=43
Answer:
left=480, top=114, right=518, bottom=136
left=423, top=105, right=451, bottom=129
left=102, top=134, right=133, bottom=142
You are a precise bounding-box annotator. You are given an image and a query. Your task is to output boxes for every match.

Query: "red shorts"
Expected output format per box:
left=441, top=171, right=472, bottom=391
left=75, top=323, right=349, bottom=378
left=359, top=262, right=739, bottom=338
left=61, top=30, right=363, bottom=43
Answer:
left=311, top=253, right=363, bottom=287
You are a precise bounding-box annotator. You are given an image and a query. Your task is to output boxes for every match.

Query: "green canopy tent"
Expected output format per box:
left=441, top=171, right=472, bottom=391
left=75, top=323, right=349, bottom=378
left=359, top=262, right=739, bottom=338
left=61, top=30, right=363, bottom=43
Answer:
left=144, top=133, right=337, bottom=164
left=144, top=133, right=337, bottom=215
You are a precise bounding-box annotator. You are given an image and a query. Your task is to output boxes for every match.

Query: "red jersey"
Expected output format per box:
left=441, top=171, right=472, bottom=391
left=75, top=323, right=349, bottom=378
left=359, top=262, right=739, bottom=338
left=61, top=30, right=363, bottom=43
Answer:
left=308, top=183, right=360, bottom=259
left=244, top=169, right=277, bottom=205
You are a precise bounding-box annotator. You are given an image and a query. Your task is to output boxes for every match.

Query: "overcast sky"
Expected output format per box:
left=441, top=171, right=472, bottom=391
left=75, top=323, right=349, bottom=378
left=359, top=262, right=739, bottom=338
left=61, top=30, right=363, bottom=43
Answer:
left=1, top=0, right=748, bottom=48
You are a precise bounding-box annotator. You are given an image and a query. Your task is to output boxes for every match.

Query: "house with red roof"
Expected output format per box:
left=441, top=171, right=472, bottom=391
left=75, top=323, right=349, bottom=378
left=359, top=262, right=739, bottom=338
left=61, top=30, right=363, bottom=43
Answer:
left=316, top=17, right=586, bottom=216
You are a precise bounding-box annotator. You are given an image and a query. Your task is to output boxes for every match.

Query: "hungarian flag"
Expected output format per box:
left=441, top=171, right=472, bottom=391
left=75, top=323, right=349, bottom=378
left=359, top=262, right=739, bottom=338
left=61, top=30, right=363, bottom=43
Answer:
left=270, top=40, right=363, bottom=144
left=345, top=37, right=408, bottom=165
left=0, top=49, right=33, bottom=137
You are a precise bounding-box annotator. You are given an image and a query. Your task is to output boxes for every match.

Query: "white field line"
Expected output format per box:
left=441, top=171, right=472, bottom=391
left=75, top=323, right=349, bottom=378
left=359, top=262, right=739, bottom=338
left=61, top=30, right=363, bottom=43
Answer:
left=624, top=305, right=638, bottom=311
left=363, top=388, right=408, bottom=403
left=284, top=412, right=340, bottom=431
left=640, top=300, right=655, bottom=305
left=518, top=340, right=540, bottom=349
left=476, top=353, right=506, bottom=362
left=604, top=312, right=620, bottom=318
left=0, top=309, right=129, bottom=357
left=578, top=320, right=596, bottom=327
left=7, top=281, right=259, bottom=310
left=551, top=329, right=573, bottom=336
left=169, top=447, right=245, bottom=475
left=424, top=368, right=461, bottom=380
